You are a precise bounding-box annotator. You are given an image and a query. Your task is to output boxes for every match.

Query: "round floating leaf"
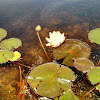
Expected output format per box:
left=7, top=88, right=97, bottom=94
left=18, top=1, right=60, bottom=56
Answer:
left=88, top=28, right=100, bottom=45
left=27, top=63, right=75, bottom=98
left=0, top=38, right=22, bottom=50
left=74, top=58, right=94, bottom=73
left=0, top=50, right=14, bottom=64
left=0, top=28, right=7, bottom=41
left=88, top=67, right=100, bottom=84
left=53, top=39, right=91, bottom=66
left=54, top=89, right=79, bottom=100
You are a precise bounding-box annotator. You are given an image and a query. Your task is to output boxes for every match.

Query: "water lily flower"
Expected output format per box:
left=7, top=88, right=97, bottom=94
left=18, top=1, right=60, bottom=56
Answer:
left=45, top=31, right=65, bottom=47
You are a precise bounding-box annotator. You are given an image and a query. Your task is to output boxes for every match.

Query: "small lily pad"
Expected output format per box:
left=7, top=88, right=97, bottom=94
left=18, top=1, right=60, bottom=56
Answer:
left=27, top=63, right=75, bottom=98
left=53, top=39, right=91, bottom=66
left=88, top=67, right=100, bottom=84
left=54, top=89, right=79, bottom=100
left=74, top=58, right=94, bottom=73
left=0, top=38, right=22, bottom=50
left=0, top=50, right=14, bottom=64
left=88, top=28, right=100, bottom=45
left=0, top=28, right=7, bottom=41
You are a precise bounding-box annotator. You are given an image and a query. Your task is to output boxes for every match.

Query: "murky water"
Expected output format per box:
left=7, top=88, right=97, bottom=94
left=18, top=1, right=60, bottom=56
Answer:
left=0, top=0, right=100, bottom=65
left=0, top=0, right=100, bottom=99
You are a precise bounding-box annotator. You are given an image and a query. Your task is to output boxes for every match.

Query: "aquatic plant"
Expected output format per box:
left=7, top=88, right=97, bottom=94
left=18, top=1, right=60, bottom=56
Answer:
left=0, top=28, right=22, bottom=64
left=54, top=89, right=79, bottom=100
left=35, top=25, right=51, bottom=62
left=0, top=38, right=22, bottom=50
left=74, top=57, right=94, bottom=73
left=27, top=63, right=75, bottom=98
left=88, top=67, right=100, bottom=91
left=88, top=28, right=100, bottom=45
left=53, top=39, right=91, bottom=67
left=45, top=31, right=65, bottom=47
left=0, top=50, right=14, bottom=64
left=8, top=51, right=21, bottom=61
left=0, top=28, right=7, bottom=41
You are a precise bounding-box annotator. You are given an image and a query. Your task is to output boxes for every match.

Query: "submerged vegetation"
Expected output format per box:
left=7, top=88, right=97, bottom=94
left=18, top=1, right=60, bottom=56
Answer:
left=0, top=26, right=100, bottom=100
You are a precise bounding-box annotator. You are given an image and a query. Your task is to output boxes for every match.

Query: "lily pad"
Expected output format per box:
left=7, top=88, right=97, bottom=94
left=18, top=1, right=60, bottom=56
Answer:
left=0, top=50, right=14, bottom=64
left=53, top=39, right=91, bottom=66
left=0, top=28, right=7, bottom=41
left=0, top=38, right=22, bottom=50
left=54, top=89, right=79, bottom=100
left=27, top=63, right=75, bottom=98
left=74, top=58, right=94, bottom=73
left=8, top=51, right=21, bottom=61
left=88, top=28, right=100, bottom=45
left=88, top=67, right=100, bottom=84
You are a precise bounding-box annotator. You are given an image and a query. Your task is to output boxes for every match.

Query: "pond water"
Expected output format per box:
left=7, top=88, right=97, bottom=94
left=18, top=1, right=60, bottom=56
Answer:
left=0, top=0, right=100, bottom=100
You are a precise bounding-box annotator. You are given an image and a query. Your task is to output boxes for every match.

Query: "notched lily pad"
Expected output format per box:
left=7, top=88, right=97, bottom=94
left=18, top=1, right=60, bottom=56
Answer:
left=0, top=38, right=22, bottom=50
left=53, top=39, right=91, bottom=66
left=0, top=28, right=7, bottom=41
left=27, top=63, right=75, bottom=98
left=74, top=58, right=94, bottom=73
left=0, top=50, right=14, bottom=64
left=88, top=28, right=100, bottom=45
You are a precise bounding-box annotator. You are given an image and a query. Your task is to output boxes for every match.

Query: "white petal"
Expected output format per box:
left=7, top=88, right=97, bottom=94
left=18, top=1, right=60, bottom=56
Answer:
left=46, top=43, right=51, bottom=46
left=45, top=37, right=51, bottom=42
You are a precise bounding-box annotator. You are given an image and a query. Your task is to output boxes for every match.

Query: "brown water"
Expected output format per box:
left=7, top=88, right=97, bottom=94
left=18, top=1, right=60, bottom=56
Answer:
left=0, top=0, right=100, bottom=99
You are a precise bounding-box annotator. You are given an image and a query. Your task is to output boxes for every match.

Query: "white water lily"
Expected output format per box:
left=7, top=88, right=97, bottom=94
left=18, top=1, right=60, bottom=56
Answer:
left=45, top=31, right=65, bottom=47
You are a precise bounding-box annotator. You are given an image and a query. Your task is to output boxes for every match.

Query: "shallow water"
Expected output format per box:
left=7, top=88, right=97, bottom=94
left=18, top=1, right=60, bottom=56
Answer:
left=0, top=0, right=100, bottom=99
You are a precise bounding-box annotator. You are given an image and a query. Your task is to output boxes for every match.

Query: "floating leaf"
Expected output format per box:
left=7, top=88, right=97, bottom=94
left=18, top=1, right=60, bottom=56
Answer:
left=74, top=58, right=94, bottom=72
left=88, top=67, right=100, bottom=91
left=0, top=38, right=22, bottom=50
left=53, top=39, right=91, bottom=66
left=27, top=63, right=75, bottom=98
left=0, top=28, right=7, bottom=41
left=54, top=89, right=79, bottom=100
left=0, top=50, right=14, bottom=64
left=88, top=67, right=100, bottom=84
left=8, top=51, right=21, bottom=61
left=88, top=28, right=100, bottom=45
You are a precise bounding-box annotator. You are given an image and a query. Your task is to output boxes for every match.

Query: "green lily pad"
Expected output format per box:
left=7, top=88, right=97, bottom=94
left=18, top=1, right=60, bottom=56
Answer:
left=88, top=28, right=100, bottom=45
left=0, top=28, right=7, bottom=41
left=0, top=50, right=14, bottom=64
left=74, top=58, right=94, bottom=73
left=54, top=89, right=79, bottom=100
left=0, top=38, right=22, bottom=50
left=88, top=67, right=100, bottom=84
left=27, top=63, right=75, bottom=98
left=53, top=39, right=91, bottom=66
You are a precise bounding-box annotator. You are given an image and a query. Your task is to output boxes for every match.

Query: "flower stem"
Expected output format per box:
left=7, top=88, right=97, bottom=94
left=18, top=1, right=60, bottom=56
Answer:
left=36, top=31, right=51, bottom=62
